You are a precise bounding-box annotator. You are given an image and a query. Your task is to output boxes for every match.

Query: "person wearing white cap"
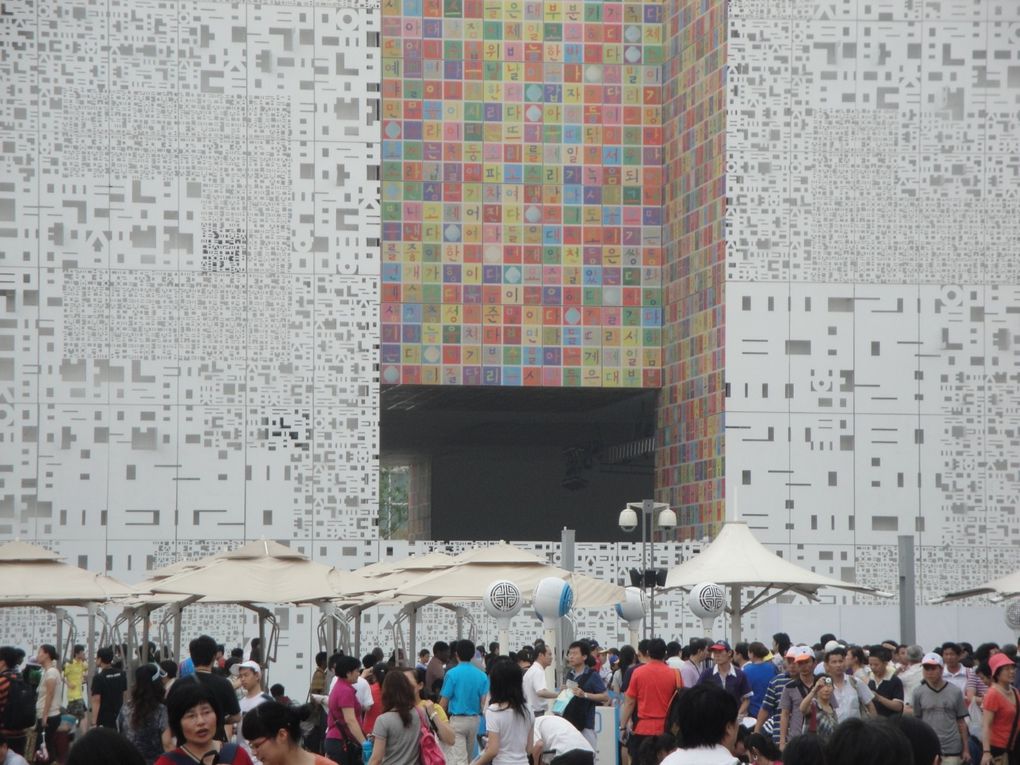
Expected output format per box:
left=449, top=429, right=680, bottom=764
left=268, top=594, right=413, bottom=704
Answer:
left=905, top=652, right=969, bottom=765
left=778, top=647, right=821, bottom=752
left=233, top=660, right=271, bottom=762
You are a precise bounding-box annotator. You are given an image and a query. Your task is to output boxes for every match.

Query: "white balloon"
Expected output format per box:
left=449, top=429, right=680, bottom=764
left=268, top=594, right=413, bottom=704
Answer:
left=688, top=582, right=726, bottom=620
left=483, top=580, right=523, bottom=621
left=532, top=577, right=574, bottom=623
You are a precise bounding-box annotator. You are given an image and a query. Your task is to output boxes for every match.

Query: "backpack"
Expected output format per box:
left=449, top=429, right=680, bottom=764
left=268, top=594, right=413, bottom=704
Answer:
left=1, top=671, right=37, bottom=730
left=416, top=707, right=446, bottom=765
left=559, top=670, right=596, bottom=732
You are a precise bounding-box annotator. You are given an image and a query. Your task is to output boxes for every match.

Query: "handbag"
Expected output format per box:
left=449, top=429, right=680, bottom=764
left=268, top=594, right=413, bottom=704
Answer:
left=416, top=707, right=446, bottom=765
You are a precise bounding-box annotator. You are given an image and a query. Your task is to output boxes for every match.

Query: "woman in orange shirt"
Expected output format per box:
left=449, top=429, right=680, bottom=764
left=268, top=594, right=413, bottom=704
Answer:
left=980, top=653, right=1019, bottom=765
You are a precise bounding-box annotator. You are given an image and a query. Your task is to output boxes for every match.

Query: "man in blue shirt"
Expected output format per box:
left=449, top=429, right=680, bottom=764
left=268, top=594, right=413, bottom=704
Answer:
left=440, top=639, right=490, bottom=765
left=697, top=640, right=752, bottom=719
left=741, top=642, right=778, bottom=717
left=564, top=641, right=609, bottom=752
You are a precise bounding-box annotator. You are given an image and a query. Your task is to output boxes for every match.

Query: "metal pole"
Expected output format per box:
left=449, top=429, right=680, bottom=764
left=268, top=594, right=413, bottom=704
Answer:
left=560, top=528, right=575, bottom=571
left=560, top=527, right=575, bottom=657
left=643, top=499, right=653, bottom=639
left=898, top=535, right=916, bottom=645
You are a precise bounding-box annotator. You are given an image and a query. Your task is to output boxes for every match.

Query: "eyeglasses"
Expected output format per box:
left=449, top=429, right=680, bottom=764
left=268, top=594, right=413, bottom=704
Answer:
left=922, top=665, right=941, bottom=670
left=248, top=737, right=269, bottom=752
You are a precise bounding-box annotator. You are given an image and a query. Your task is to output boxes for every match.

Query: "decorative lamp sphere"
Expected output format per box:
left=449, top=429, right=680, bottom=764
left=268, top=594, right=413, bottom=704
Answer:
left=614, top=586, right=646, bottom=624
left=532, top=577, right=574, bottom=623
left=483, top=580, right=523, bottom=621
left=688, top=582, right=726, bottom=620
left=1005, top=600, right=1020, bottom=632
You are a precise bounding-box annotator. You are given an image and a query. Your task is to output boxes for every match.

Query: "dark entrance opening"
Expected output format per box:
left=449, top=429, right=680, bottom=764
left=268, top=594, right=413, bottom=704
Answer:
left=380, top=385, right=657, bottom=542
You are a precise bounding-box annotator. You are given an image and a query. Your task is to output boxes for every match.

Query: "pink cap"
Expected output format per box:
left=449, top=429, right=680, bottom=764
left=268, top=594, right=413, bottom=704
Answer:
left=989, top=653, right=1015, bottom=677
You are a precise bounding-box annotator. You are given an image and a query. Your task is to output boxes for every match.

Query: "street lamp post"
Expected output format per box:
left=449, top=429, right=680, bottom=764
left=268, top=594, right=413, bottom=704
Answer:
left=618, top=499, right=677, bottom=638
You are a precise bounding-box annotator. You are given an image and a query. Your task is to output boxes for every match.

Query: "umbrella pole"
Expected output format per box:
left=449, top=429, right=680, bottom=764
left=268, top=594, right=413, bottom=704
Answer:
left=55, top=608, right=65, bottom=662
left=730, top=586, right=742, bottom=644
left=172, top=605, right=183, bottom=663
left=353, top=609, right=362, bottom=658
left=141, top=612, right=151, bottom=663
left=86, top=604, right=97, bottom=731
left=408, top=606, right=417, bottom=667
left=125, top=606, right=136, bottom=690
left=258, top=609, right=267, bottom=686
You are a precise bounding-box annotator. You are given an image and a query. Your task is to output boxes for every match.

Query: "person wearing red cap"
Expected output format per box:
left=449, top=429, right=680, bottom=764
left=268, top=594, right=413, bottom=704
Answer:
left=980, top=653, right=1019, bottom=765
left=697, top=641, right=751, bottom=720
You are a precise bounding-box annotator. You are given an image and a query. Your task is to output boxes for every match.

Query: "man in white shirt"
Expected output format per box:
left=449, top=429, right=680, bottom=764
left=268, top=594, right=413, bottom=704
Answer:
left=823, top=647, right=876, bottom=722
left=680, top=639, right=707, bottom=689
left=532, top=713, right=594, bottom=765
left=523, top=645, right=558, bottom=716
left=940, top=642, right=971, bottom=694
left=1, top=735, right=30, bottom=765
left=232, top=661, right=270, bottom=761
left=660, top=685, right=739, bottom=765
left=898, top=645, right=925, bottom=701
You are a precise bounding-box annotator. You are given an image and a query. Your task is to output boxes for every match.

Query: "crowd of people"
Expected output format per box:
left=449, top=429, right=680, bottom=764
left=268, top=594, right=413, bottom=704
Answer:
left=0, top=631, right=1018, bottom=765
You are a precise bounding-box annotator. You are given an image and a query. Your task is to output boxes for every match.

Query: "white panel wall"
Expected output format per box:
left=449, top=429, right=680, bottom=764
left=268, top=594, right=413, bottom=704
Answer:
left=725, top=0, right=1020, bottom=610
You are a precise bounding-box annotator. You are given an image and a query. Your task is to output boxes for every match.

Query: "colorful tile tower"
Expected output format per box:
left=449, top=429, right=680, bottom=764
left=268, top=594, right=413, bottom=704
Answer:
left=381, top=0, right=665, bottom=388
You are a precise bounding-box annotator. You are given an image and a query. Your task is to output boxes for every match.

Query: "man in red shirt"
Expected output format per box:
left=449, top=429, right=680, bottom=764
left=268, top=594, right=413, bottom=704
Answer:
left=619, top=638, right=683, bottom=759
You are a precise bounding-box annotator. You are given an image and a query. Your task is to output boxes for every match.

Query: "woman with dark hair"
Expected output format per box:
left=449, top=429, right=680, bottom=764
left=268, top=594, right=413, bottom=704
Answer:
left=155, top=681, right=253, bottom=765
left=118, top=664, right=173, bottom=765
left=612, top=646, right=636, bottom=695
left=66, top=727, right=146, bottom=765
left=472, top=659, right=533, bottom=765
left=980, top=653, right=1019, bottom=765
left=368, top=671, right=422, bottom=765
left=325, top=655, right=367, bottom=765
left=743, top=732, right=781, bottom=765
left=248, top=639, right=263, bottom=666
left=782, top=733, right=826, bottom=765
left=240, top=700, right=333, bottom=765
left=160, top=660, right=178, bottom=695
left=403, top=667, right=456, bottom=747
left=825, top=718, right=912, bottom=765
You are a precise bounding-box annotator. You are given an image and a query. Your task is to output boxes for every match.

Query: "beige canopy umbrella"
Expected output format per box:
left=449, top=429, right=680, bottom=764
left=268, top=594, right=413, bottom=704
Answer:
left=0, top=540, right=136, bottom=698
left=359, top=550, right=456, bottom=579
left=132, top=539, right=383, bottom=671
left=932, top=569, right=1020, bottom=604
left=149, top=540, right=377, bottom=603
left=0, top=540, right=135, bottom=605
left=663, top=522, right=890, bottom=641
left=389, top=561, right=625, bottom=608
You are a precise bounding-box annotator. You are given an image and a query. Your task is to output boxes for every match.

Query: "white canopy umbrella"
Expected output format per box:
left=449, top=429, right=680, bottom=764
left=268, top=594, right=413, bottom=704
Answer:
left=932, top=569, right=1020, bottom=603
left=663, top=522, right=890, bottom=641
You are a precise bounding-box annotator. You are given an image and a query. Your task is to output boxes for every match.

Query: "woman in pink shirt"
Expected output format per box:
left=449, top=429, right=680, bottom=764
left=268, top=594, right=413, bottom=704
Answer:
left=326, top=656, right=366, bottom=765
